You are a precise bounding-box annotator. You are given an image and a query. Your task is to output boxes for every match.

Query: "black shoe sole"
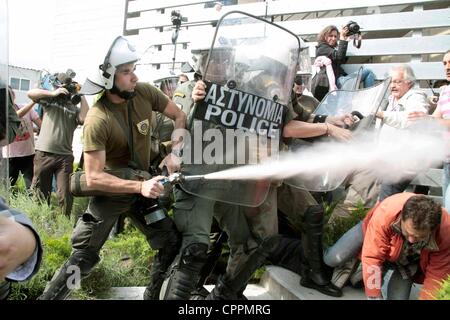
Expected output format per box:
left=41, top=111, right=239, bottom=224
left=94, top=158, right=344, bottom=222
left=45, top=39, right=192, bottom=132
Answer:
left=300, top=277, right=343, bottom=298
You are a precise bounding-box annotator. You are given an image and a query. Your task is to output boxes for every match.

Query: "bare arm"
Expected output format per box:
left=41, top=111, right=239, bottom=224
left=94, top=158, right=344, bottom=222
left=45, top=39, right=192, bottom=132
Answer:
left=159, top=100, right=187, bottom=174
left=0, top=217, right=37, bottom=280
left=283, top=120, right=351, bottom=141
left=27, top=87, right=69, bottom=102
left=162, top=100, right=187, bottom=141
left=16, top=101, right=36, bottom=118
left=408, top=106, right=450, bottom=130
left=84, top=150, right=164, bottom=198
left=77, top=96, right=89, bottom=124
left=33, top=117, right=42, bottom=129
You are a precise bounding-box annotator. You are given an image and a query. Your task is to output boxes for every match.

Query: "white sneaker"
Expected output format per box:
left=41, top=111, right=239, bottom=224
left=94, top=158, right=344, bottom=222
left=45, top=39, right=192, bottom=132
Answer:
left=331, top=258, right=359, bottom=289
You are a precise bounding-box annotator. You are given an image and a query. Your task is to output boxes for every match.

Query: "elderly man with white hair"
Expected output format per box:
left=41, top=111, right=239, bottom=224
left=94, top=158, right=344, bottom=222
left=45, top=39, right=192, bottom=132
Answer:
left=376, top=64, right=429, bottom=200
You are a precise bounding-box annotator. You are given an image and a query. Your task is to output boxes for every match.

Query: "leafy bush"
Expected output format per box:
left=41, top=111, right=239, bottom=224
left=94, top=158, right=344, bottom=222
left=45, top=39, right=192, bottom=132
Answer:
left=323, top=201, right=368, bottom=248
left=7, top=192, right=155, bottom=300
left=434, top=275, right=450, bottom=300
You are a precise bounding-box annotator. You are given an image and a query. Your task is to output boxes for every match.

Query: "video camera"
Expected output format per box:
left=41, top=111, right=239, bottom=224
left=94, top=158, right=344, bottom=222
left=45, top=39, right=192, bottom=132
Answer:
left=54, top=69, right=82, bottom=105
left=42, top=69, right=82, bottom=105
left=171, top=10, right=187, bottom=27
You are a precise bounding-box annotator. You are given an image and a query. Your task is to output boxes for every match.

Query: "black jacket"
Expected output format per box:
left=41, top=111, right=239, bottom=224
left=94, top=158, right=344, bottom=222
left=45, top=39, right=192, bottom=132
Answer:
left=315, top=40, right=349, bottom=78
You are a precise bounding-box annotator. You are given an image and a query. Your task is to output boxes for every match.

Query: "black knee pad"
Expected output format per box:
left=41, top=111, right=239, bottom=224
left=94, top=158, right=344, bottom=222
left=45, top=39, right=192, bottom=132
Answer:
left=181, top=243, right=209, bottom=265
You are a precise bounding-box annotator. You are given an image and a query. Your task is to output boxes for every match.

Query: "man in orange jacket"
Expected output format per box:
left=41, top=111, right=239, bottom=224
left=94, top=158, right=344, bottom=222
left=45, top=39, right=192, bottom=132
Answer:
left=324, top=192, right=450, bottom=300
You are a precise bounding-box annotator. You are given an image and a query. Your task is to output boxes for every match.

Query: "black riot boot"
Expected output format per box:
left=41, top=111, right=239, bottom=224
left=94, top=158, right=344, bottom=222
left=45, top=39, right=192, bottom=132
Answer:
left=300, top=205, right=342, bottom=297
left=38, top=250, right=100, bottom=300
left=206, top=235, right=280, bottom=300
left=160, top=243, right=209, bottom=300
left=142, top=216, right=181, bottom=300
left=143, top=245, right=180, bottom=300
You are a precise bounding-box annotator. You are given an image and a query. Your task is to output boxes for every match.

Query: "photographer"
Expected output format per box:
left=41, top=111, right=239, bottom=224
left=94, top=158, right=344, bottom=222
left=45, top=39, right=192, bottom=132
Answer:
left=315, top=24, right=375, bottom=93
left=28, top=71, right=88, bottom=217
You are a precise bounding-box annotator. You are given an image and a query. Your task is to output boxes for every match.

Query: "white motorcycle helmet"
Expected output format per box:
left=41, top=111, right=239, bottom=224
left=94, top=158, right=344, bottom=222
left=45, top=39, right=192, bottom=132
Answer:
left=80, top=36, right=139, bottom=95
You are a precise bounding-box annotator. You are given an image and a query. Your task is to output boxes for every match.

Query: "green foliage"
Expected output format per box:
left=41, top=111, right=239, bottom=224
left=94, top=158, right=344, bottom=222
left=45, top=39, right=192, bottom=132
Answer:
left=75, top=227, right=154, bottom=299
left=252, top=266, right=266, bottom=283
left=434, top=275, right=450, bottom=300
left=7, top=191, right=155, bottom=300
left=323, top=201, right=368, bottom=248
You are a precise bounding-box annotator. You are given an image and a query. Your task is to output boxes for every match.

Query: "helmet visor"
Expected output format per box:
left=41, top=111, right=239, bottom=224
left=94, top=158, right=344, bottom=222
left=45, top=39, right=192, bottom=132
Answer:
left=79, top=76, right=105, bottom=95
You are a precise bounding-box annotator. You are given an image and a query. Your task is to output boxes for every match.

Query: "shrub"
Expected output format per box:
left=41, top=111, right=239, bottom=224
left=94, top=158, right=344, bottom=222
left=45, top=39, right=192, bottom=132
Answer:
left=434, top=275, right=450, bottom=300
left=7, top=192, right=155, bottom=300
left=323, top=201, right=368, bottom=248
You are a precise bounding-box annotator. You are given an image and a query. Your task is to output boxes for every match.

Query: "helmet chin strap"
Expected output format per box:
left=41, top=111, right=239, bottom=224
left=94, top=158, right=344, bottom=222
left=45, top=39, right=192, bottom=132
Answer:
left=110, top=84, right=136, bottom=100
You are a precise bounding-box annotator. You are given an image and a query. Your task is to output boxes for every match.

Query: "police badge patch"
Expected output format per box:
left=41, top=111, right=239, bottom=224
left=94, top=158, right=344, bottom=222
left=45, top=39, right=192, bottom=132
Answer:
left=136, top=119, right=150, bottom=135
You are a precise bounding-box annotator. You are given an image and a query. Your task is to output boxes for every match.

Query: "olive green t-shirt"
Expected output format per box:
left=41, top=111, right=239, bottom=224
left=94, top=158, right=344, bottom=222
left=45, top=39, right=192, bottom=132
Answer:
left=83, top=83, right=169, bottom=170
left=35, top=100, right=80, bottom=155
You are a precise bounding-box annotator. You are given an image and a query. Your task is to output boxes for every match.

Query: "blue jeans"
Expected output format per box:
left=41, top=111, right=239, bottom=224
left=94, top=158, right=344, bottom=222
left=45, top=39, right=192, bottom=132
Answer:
left=324, top=221, right=415, bottom=299
left=381, top=269, right=414, bottom=300
left=337, top=68, right=376, bottom=89
left=443, top=163, right=450, bottom=212
left=324, top=221, right=364, bottom=267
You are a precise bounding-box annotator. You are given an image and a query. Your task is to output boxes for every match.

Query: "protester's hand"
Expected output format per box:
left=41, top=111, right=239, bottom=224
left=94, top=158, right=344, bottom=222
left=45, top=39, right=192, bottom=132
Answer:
left=192, top=80, right=206, bottom=103
left=140, top=176, right=165, bottom=199
left=159, top=153, right=182, bottom=175
left=51, top=87, right=69, bottom=97
left=0, top=216, right=37, bottom=280
left=327, top=124, right=352, bottom=142
left=326, top=113, right=354, bottom=128
left=408, top=111, right=430, bottom=121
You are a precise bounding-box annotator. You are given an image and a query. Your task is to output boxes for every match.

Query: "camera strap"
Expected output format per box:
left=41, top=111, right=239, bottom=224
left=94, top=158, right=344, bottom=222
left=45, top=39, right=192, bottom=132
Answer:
left=110, top=99, right=141, bottom=170
left=353, top=34, right=361, bottom=49
left=126, top=100, right=141, bottom=170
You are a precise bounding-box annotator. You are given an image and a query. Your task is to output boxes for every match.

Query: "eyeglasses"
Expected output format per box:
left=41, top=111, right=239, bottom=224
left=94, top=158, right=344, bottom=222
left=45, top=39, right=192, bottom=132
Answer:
left=391, top=80, right=406, bottom=85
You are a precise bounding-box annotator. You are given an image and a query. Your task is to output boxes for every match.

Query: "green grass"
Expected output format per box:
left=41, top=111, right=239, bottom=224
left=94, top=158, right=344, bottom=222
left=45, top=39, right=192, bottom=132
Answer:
left=434, top=275, right=450, bottom=300
left=7, top=191, right=155, bottom=300
left=11, top=185, right=448, bottom=300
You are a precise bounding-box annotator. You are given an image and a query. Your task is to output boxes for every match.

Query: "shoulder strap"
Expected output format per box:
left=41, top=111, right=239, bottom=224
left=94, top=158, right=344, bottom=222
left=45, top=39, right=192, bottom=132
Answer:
left=102, top=99, right=141, bottom=170
left=125, top=100, right=141, bottom=169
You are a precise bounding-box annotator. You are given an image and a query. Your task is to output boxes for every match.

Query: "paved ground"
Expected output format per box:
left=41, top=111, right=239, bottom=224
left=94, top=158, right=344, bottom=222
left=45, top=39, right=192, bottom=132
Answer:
left=104, top=265, right=421, bottom=300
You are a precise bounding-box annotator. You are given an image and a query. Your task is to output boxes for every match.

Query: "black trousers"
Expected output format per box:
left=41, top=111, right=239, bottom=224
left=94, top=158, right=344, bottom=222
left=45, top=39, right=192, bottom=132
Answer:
left=9, top=154, right=35, bottom=188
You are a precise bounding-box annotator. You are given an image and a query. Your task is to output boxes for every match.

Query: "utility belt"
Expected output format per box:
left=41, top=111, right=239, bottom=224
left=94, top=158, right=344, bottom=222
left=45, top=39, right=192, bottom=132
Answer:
left=69, top=167, right=151, bottom=197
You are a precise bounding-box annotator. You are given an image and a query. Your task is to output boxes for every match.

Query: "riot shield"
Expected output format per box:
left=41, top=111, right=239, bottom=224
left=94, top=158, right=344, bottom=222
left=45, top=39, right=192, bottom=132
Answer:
left=179, top=11, right=300, bottom=206
left=0, top=0, right=9, bottom=199
left=284, top=78, right=391, bottom=191
left=314, top=78, right=390, bottom=129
